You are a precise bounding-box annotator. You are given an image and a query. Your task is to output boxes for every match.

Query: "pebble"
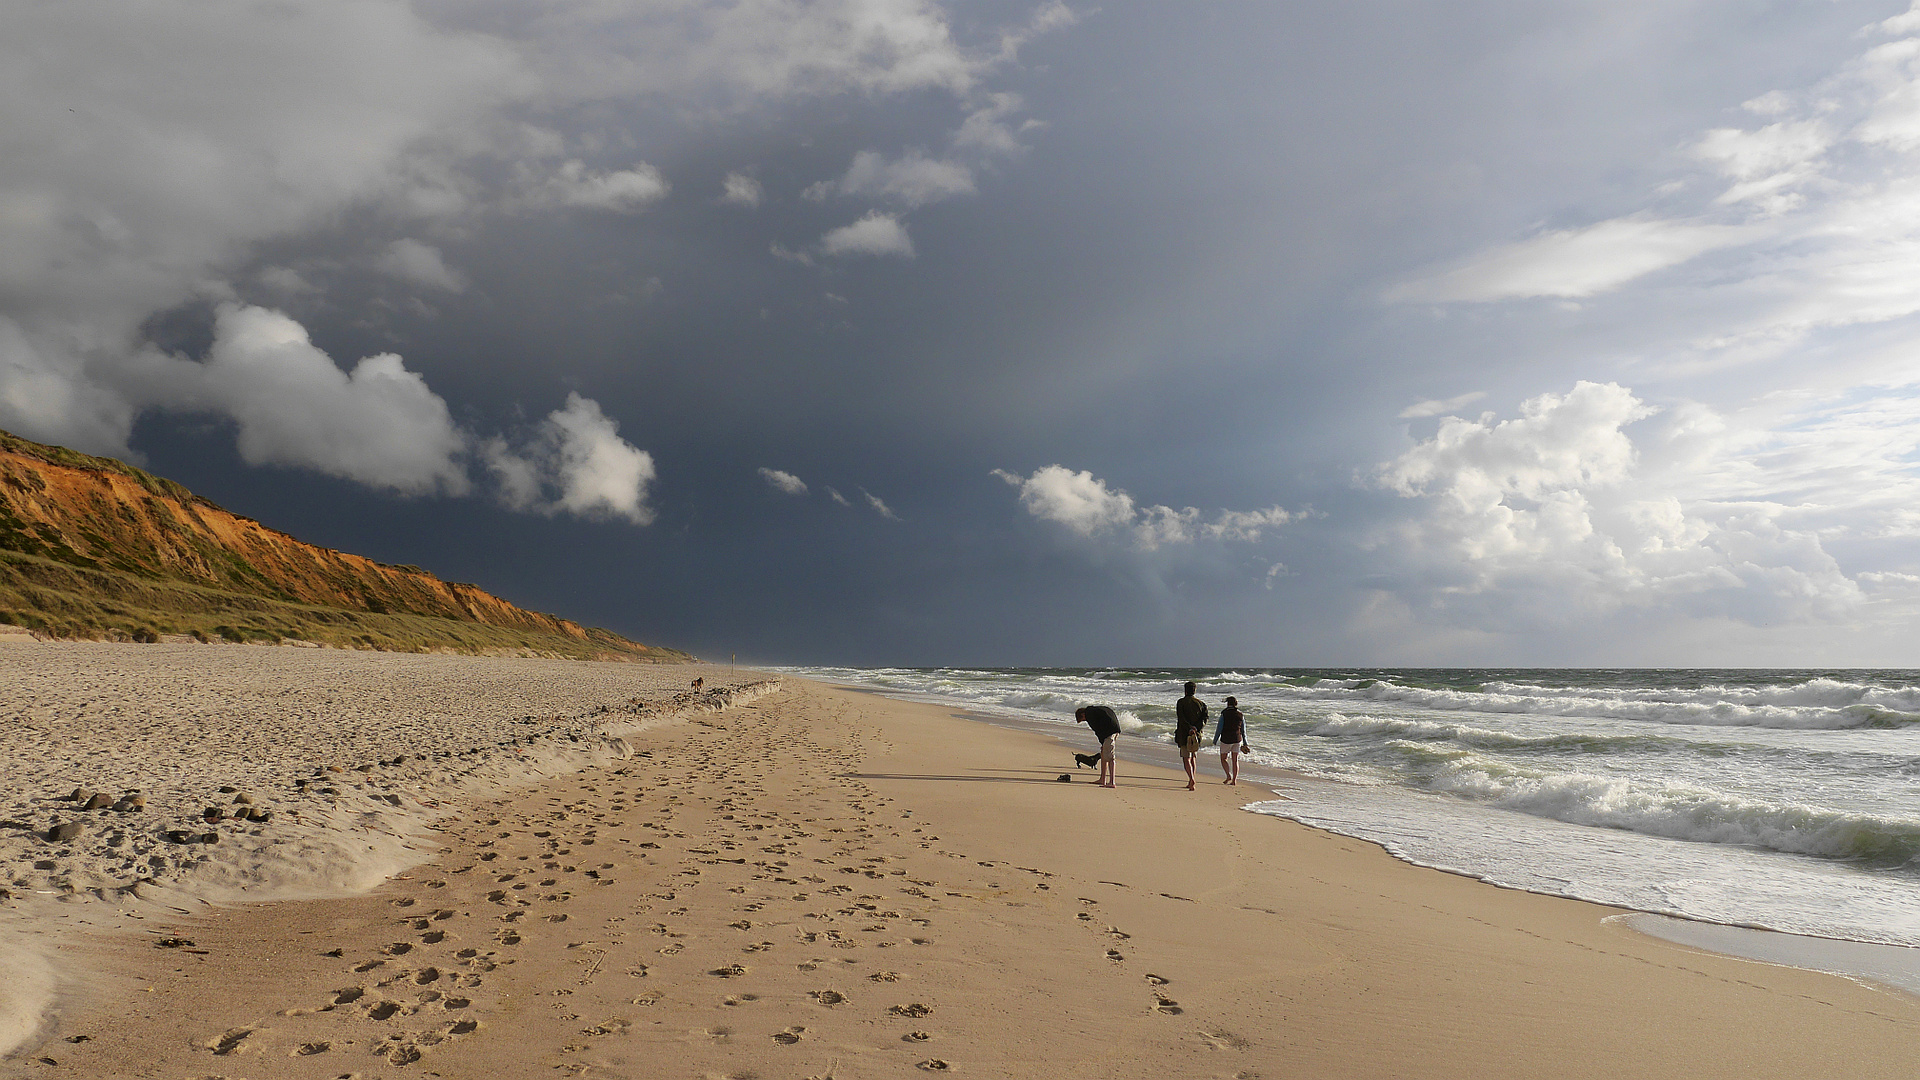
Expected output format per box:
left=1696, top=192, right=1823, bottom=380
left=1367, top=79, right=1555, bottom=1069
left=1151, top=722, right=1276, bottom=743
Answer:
left=203, top=807, right=227, bottom=823
left=47, top=820, right=83, bottom=842
left=83, top=793, right=114, bottom=810
left=232, top=793, right=253, bottom=805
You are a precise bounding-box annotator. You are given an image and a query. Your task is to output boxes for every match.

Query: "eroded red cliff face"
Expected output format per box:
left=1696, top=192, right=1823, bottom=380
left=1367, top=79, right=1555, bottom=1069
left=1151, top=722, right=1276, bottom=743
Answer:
left=0, top=429, right=684, bottom=659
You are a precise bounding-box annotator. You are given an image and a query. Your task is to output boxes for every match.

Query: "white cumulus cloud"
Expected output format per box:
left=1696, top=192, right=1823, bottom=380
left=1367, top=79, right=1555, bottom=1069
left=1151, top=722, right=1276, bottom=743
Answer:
left=862, top=488, right=901, bottom=520
left=821, top=212, right=916, bottom=258
left=533, top=160, right=669, bottom=212
left=994, top=465, right=1291, bottom=550
left=191, top=304, right=470, bottom=494
left=806, top=150, right=976, bottom=206
left=759, top=467, right=808, bottom=495
left=721, top=172, right=764, bottom=208
left=485, top=393, right=656, bottom=525
left=1369, top=380, right=1920, bottom=628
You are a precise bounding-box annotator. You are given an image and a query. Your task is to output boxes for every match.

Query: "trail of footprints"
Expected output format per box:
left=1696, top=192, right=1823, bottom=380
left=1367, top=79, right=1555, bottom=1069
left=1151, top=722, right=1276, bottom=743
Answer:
left=184, top=689, right=1229, bottom=1073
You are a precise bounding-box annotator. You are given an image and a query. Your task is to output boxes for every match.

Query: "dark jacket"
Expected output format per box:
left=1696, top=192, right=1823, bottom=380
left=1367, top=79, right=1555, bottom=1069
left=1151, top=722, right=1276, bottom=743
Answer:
left=1175, top=694, right=1208, bottom=741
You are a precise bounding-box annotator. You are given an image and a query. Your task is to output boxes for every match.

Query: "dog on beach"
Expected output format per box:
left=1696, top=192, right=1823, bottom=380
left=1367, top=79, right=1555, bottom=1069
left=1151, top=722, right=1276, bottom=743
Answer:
left=1073, top=752, right=1102, bottom=769
left=691, top=677, right=704, bottom=690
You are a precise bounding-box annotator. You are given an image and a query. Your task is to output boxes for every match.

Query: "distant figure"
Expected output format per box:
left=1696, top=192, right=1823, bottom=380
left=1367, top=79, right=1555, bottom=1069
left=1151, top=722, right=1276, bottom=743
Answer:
left=1174, top=681, right=1209, bottom=791
left=1215, top=696, right=1248, bottom=785
left=691, top=677, right=704, bottom=691
left=1075, top=705, right=1122, bottom=788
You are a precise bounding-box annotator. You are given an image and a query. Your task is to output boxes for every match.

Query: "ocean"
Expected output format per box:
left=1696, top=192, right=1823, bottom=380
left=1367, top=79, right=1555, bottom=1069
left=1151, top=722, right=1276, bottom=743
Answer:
left=780, top=666, right=1920, bottom=949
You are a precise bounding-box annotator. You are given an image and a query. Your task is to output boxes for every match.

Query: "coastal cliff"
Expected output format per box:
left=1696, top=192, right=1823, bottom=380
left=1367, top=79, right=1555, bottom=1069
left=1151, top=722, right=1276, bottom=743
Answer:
left=0, top=429, right=688, bottom=660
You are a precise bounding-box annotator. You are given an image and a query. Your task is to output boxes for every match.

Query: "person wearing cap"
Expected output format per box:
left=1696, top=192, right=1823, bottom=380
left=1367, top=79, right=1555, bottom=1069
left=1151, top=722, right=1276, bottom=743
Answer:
left=1215, top=696, right=1249, bottom=785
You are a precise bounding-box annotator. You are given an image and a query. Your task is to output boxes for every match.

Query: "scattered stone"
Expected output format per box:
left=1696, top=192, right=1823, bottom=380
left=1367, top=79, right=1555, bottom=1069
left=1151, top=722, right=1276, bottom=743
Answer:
left=232, top=793, right=253, bottom=805
left=218, top=786, right=237, bottom=794
left=33, top=860, right=56, bottom=870
left=63, top=789, right=86, bottom=802
left=203, top=808, right=226, bottom=823
left=1056, top=774, right=1072, bottom=782
left=112, top=797, right=143, bottom=813
left=155, top=937, right=194, bottom=948
left=165, top=829, right=196, bottom=844
left=47, top=820, right=83, bottom=842
left=83, top=793, right=114, bottom=810
left=199, top=832, right=219, bottom=845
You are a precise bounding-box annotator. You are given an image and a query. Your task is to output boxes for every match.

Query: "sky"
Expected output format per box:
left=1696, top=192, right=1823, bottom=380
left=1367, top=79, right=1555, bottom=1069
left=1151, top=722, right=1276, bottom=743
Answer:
left=9, top=0, right=1920, bottom=667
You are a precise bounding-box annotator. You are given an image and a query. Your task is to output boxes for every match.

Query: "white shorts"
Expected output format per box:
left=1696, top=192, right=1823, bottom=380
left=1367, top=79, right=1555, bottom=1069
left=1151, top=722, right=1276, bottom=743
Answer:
left=1099, top=735, right=1116, bottom=762
left=1218, top=745, right=1240, bottom=758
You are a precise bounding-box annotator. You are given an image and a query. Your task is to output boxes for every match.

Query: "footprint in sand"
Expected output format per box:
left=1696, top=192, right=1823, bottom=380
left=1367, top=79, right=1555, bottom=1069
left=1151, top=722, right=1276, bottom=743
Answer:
left=809, top=990, right=846, bottom=1005
left=771, top=1026, right=806, bottom=1044
left=1106, top=949, right=1125, bottom=962
left=903, top=1031, right=932, bottom=1043
left=207, top=1027, right=253, bottom=1055
left=916, top=1059, right=951, bottom=1071
left=1154, top=997, right=1184, bottom=1015
left=1145, top=973, right=1170, bottom=986
left=293, top=1041, right=330, bottom=1056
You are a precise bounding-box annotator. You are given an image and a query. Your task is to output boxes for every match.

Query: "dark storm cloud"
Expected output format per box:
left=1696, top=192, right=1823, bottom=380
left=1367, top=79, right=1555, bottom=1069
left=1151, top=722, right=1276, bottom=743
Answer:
left=11, top=1, right=1920, bottom=664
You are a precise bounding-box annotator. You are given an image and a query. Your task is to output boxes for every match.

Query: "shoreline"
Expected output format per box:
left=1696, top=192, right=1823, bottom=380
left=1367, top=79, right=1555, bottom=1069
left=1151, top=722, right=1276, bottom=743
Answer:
left=821, top=677, right=1920, bottom=1000
left=7, top=660, right=1919, bottom=1076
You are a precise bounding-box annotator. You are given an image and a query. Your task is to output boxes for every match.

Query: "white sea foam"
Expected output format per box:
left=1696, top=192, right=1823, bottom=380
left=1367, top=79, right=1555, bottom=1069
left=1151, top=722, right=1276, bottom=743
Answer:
left=791, top=663, right=1920, bottom=948
left=1286, top=678, right=1920, bottom=729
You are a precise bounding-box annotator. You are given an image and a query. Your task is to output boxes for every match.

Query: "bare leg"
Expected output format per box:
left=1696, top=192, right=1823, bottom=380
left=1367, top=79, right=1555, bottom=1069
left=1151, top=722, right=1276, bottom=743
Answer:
left=1183, top=753, right=1196, bottom=790
left=1099, top=738, right=1116, bottom=787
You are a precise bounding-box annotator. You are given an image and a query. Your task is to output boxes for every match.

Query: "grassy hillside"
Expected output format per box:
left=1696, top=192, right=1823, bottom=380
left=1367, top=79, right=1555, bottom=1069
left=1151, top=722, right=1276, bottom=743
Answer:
left=0, top=430, right=689, bottom=661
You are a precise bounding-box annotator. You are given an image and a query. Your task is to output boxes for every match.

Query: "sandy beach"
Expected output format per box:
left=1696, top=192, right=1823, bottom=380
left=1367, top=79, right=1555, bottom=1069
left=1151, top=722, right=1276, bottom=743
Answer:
left=5, top=647, right=1919, bottom=1078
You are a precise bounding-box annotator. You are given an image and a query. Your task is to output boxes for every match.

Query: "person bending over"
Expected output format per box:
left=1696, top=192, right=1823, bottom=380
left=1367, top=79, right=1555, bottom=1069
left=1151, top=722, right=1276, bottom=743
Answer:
left=1215, top=695, right=1248, bottom=785
left=1174, top=681, right=1209, bottom=791
left=1075, top=705, right=1122, bottom=788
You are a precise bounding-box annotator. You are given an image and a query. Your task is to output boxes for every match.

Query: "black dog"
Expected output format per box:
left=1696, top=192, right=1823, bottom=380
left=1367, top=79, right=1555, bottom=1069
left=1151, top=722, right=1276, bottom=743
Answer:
left=1072, top=752, right=1102, bottom=769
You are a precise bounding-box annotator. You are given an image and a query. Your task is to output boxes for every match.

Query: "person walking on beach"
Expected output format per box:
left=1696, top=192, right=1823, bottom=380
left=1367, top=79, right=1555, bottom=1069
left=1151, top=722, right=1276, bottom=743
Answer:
left=1174, top=682, right=1208, bottom=791
left=1215, top=695, right=1249, bottom=785
left=1076, top=705, right=1122, bottom=788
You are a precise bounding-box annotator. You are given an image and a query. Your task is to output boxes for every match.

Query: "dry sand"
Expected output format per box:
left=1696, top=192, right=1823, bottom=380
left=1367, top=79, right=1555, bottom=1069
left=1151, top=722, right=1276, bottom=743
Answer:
left=5, top=649, right=1919, bottom=1078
